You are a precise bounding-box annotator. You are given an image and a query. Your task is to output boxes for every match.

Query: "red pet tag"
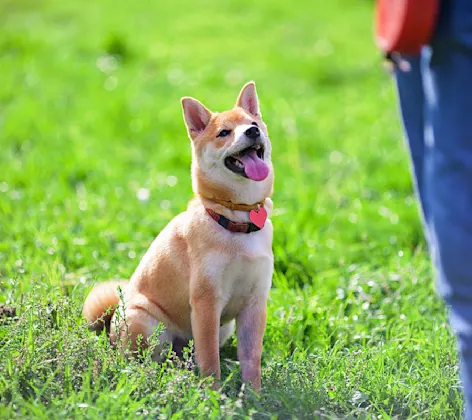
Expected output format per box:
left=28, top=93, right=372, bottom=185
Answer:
left=249, top=207, right=267, bottom=229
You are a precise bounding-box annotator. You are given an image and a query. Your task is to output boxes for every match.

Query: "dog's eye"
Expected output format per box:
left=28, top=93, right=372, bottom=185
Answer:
left=251, top=122, right=258, bottom=127
left=217, top=129, right=231, bottom=137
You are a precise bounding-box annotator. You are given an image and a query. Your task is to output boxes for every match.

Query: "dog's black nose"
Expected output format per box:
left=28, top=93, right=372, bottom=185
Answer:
left=245, top=126, right=260, bottom=139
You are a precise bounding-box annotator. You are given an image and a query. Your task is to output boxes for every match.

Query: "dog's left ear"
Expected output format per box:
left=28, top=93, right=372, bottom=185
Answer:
left=236, top=81, right=261, bottom=118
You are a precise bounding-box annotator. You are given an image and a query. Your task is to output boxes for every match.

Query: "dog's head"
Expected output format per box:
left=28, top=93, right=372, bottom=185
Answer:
left=181, top=82, right=273, bottom=205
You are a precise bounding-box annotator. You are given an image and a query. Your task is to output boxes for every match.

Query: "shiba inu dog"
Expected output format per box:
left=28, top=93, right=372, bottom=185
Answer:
left=83, top=81, right=274, bottom=391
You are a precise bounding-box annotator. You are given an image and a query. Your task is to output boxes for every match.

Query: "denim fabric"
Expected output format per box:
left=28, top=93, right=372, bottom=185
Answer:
left=395, top=1, right=472, bottom=417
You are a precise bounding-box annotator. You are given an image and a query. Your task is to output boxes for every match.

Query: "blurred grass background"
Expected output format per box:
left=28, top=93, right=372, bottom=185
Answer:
left=0, top=0, right=462, bottom=418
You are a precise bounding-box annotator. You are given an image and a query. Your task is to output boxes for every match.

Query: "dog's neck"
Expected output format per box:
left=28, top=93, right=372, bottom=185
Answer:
left=192, top=160, right=273, bottom=200
left=200, top=196, right=264, bottom=211
left=196, top=194, right=266, bottom=223
left=190, top=158, right=273, bottom=223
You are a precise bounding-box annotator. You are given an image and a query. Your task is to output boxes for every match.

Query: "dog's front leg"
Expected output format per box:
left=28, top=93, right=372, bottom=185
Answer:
left=236, top=300, right=267, bottom=392
left=190, top=285, right=221, bottom=387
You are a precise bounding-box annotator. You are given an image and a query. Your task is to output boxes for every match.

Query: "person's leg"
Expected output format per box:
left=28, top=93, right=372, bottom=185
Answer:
left=422, top=30, right=472, bottom=418
left=394, top=57, right=429, bottom=223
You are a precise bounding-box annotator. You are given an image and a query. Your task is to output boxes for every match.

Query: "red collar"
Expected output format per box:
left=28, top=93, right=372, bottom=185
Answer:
left=206, top=208, right=261, bottom=234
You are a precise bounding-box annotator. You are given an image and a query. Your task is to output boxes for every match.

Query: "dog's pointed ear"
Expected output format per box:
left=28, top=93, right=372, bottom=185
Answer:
left=236, top=81, right=260, bottom=118
left=181, top=97, right=212, bottom=140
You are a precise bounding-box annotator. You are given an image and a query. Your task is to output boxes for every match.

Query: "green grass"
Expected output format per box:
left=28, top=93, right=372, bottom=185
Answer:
left=0, top=0, right=462, bottom=418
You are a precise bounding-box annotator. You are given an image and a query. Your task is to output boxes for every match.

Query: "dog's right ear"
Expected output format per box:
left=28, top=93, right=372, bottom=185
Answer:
left=181, top=97, right=212, bottom=140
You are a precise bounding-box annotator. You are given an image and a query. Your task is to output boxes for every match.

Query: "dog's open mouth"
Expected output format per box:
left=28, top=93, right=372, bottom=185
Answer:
left=224, top=145, right=269, bottom=181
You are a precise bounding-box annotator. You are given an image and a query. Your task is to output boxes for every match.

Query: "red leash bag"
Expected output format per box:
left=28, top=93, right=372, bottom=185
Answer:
left=375, top=0, right=440, bottom=55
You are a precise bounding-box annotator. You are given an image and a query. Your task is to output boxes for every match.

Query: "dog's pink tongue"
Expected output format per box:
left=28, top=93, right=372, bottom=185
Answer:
left=240, top=149, right=269, bottom=181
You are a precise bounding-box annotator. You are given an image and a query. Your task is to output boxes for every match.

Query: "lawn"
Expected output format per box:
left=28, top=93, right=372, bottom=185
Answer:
left=0, top=0, right=462, bottom=418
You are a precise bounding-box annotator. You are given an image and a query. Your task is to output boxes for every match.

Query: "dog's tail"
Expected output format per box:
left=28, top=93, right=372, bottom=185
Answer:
left=82, top=280, right=128, bottom=333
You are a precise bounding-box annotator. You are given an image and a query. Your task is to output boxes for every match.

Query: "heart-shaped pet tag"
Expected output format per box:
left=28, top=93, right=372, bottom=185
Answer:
left=249, top=207, right=267, bottom=229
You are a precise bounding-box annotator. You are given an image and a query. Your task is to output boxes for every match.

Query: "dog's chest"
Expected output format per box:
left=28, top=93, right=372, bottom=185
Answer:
left=217, top=231, right=273, bottom=322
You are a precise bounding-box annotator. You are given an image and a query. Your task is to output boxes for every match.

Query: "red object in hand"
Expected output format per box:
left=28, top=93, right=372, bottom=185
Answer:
left=375, top=0, right=439, bottom=54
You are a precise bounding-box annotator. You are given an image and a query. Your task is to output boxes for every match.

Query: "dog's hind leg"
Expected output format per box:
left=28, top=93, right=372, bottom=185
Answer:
left=219, top=320, right=235, bottom=347
left=110, top=306, right=165, bottom=360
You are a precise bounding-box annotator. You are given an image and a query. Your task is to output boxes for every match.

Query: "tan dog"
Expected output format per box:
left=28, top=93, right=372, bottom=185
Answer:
left=83, top=82, right=274, bottom=391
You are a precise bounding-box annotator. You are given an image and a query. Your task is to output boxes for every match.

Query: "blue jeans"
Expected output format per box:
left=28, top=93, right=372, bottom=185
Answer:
left=395, top=1, right=472, bottom=416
